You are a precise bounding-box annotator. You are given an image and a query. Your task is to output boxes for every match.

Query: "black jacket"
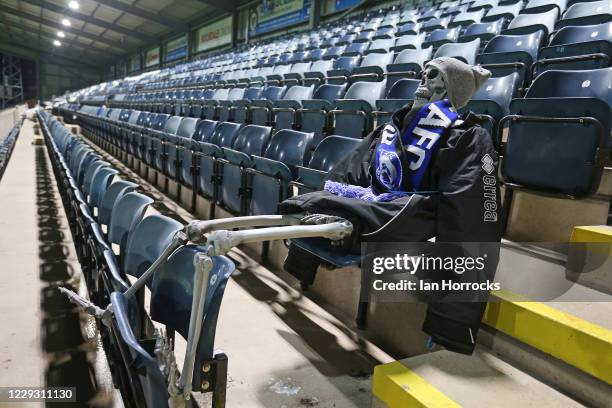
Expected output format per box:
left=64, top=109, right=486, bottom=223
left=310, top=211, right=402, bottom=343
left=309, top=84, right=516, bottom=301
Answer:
left=279, top=106, right=502, bottom=355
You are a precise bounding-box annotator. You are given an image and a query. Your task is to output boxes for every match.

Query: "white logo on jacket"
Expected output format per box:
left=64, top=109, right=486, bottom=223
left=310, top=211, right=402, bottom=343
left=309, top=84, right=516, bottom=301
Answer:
left=482, top=154, right=498, bottom=222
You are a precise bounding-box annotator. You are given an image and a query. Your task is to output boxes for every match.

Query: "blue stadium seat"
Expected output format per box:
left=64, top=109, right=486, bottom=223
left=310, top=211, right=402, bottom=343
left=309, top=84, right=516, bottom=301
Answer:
left=179, top=120, right=218, bottom=190
left=272, top=85, right=315, bottom=131
left=373, top=78, right=420, bottom=127
left=385, top=47, right=433, bottom=89
left=503, top=8, right=559, bottom=38
left=535, top=21, right=612, bottom=74
left=219, top=125, right=272, bottom=214
left=421, top=17, right=451, bottom=32
left=460, top=72, right=520, bottom=134
left=450, top=10, right=485, bottom=28
left=248, top=129, right=315, bottom=215
left=292, top=135, right=361, bottom=193
left=523, top=0, right=568, bottom=14
left=331, top=81, right=387, bottom=138
left=249, top=86, right=287, bottom=126
left=477, top=32, right=544, bottom=90
left=327, top=56, right=363, bottom=84
left=392, top=34, right=426, bottom=52
left=367, top=38, right=396, bottom=54
left=149, top=246, right=234, bottom=394
left=123, top=214, right=183, bottom=281
left=298, top=84, right=347, bottom=144
left=422, top=27, right=461, bottom=49
left=167, top=117, right=200, bottom=182
left=433, top=38, right=480, bottom=64
left=501, top=67, right=612, bottom=198
left=303, top=59, right=336, bottom=86
left=98, top=181, right=138, bottom=226
left=197, top=122, right=242, bottom=203
left=459, top=19, right=504, bottom=43
left=482, top=2, right=523, bottom=23
left=396, top=22, right=421, bottom=36
left=556, top=0, right=612, bottom=29
left=468, top=0, right=498, bottom=12
left=82, top=159, right=110, bottom=196
left=108, top=192, right=154, bottom=253
left=89, top=167, right=119, bottom=208
left=201, top=89, right=230, bottom=120
left=232, top=87, right=263, bottom=124
left=350, top=52, right=395, bottom=82
left=283, top=62, right=313, bottom=86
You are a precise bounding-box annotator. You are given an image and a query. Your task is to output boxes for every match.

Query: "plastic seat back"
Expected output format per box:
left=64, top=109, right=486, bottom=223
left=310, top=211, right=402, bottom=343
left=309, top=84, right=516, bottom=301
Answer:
left=250, top=129, right=315, bottom=215
left=460, top=72, right=519, bottom=132
left=192, top=120, right=218, bottom=142
left=504, top=8, right=559, bottom=37
left=334, top=81, right=387, bottom=138
left=220, top=125, right=272, bottom=213
left=423, top=27, right=460, bottom=48
left=89, top=167, right=119, bottom=208
left=503, top=67, right=612, bottom=197
left=123, top=214, right=183, bottom=281
left=557, top=0, right=612, bottom=28
left=537, top=21, right=612, bottom=73
left=460, top=19, right=504, bottom=42
left=300, top=84, right=347, bottom=143
left=307, top=135, right=360, bottom=173
left=150, top=246, right=235, bottom=389
left=108, top=192, right=154, bottom=251
left=374, top=79, right=420, bottom=125
left=110, top=292, right=169, bottom=407
left=433, top=38, right=480, bottom=64
left=176, top=117, right=200, bottom=139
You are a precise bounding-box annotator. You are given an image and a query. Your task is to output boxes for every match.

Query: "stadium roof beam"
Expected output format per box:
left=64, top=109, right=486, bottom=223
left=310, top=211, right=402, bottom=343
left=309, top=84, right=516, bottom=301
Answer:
left=196, top=0, right=236, bottom=13
left=19, top=0, right=155, bottom=42
left=0, top=34, right=103, bottom=70
left=0, top=18, right=115, bottom=62
left=90, top=0, right=186, bottom=31
left=0, top=4, right=127, bottom=49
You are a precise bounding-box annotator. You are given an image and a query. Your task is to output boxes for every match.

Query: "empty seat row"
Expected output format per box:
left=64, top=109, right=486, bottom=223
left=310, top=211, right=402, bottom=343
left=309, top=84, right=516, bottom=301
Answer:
left=38, top=110, right=233, bottom=407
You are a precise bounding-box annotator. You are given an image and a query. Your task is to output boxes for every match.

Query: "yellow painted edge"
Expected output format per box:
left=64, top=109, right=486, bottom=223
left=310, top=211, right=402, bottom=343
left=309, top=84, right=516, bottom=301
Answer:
left=372, top=361, right=461, bottom=408
left=571, top=225, right=612, bottom=243
left=484, top=290, right=612, bottom=385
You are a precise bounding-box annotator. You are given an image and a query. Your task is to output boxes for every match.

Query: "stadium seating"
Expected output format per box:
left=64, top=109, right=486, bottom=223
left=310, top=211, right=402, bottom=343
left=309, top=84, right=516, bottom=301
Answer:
left=49, top=0, right=612, bottom=264
left=38, top=110, right=232, bottom=406
left=0, top=122, right=21, bottom=180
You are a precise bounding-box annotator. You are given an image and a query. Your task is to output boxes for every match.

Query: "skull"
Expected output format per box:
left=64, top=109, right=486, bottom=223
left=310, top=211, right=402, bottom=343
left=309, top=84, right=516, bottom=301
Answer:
left=413, top=66, right=447, bottom=109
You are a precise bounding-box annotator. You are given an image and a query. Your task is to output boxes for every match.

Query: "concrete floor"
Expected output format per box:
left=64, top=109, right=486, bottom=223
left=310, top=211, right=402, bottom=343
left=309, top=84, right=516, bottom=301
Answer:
left=0, top=112, right=119, bottom=407
left=0, top=109, right=46, bottom=403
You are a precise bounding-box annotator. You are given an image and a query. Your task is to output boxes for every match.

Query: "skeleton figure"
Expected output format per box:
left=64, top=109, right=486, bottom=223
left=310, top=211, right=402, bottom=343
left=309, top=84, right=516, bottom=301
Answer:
left=413, top=66, right=448, bottom=109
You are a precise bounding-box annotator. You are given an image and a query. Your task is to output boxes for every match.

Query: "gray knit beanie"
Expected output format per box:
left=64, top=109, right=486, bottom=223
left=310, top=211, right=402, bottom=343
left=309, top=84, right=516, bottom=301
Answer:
left=425, top=57, right=491, bottom=110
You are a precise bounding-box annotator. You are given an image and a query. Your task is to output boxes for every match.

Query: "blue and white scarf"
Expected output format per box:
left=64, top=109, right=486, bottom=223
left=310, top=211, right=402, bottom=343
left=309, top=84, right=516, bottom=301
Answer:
left=325, top=100, right=458, bottom=202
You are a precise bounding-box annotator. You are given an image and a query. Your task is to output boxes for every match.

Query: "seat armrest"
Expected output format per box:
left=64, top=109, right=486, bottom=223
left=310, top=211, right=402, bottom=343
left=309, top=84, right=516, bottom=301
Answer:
left=301, top=99, right=334, bottom=111
left=376, top=99, right=412, bottom=113
left=250, top=99, right=274, bottom=108
left=252, top=155, right=294, bottom=180
left=198, top=141, right=224, bottom=157
left=274, top=100, right=302, bottom=110
left=222, top=147, right=254, bottom=166
left=297, top=166, right=327, bottom=189
left=335, top=99, right=374, bottom=113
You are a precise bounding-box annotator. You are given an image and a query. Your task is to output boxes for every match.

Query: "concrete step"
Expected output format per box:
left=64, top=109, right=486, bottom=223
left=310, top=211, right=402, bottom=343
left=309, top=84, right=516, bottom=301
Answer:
left=483, top=290, right=612, bottom=386
left=372, top=346, right=584, bottom=408
left=567, top=225, right=612, bottom=293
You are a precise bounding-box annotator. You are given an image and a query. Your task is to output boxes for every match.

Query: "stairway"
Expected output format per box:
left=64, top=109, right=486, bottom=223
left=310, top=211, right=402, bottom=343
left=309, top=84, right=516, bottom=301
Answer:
left=372, top=227, right=612, bottom=407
